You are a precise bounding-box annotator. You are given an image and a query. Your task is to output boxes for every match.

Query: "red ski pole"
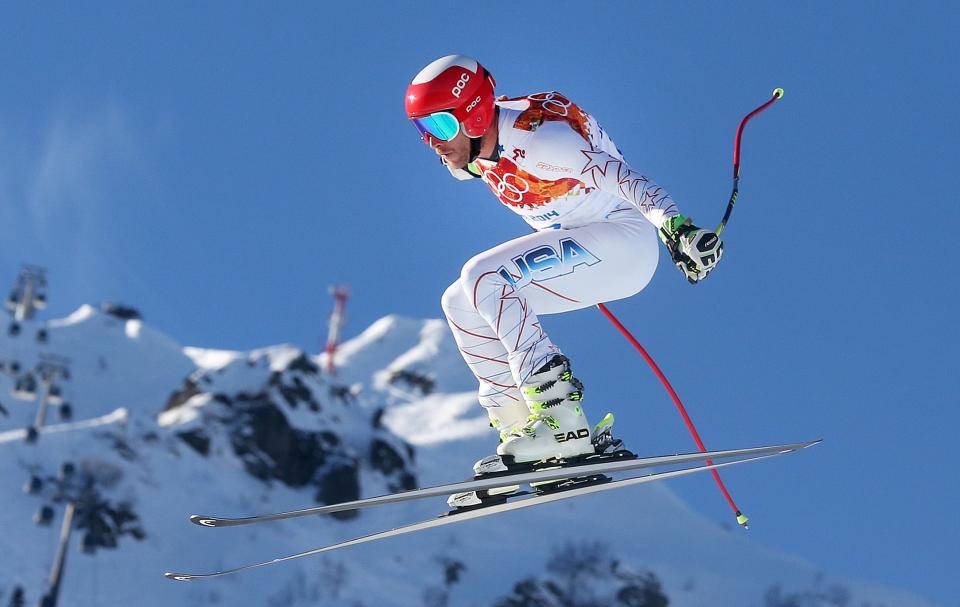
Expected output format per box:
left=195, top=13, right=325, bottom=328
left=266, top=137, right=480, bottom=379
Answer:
left=717, top=87, right=784, bottom=235
left=597, top=88, right=784, bottom=529
left=597, top=302, right=748, bottom=527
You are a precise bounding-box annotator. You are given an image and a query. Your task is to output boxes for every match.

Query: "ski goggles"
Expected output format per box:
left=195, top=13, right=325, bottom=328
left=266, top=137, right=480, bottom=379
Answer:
left=411, top=111, right=460, bottom=142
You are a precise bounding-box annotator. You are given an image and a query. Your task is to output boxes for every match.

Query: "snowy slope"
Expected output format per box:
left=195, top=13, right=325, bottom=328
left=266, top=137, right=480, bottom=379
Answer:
left=0, top=307, right=939, bottom=607
left=0, top=306, right=194, bottom=428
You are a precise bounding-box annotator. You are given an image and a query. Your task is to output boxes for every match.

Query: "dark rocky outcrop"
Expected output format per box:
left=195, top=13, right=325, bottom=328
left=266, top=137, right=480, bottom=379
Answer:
left=177, top=428, right=211, bottom=456
left=388, top=369, right=436, bottom=395
left=164, top=378, right=201, bottom=412
left=77, top=497, right=145, bottom=553
left=165, top=349, right=418, bottom=519
left=315, top=461, right=361, bottom=521
left=100, top=302, right=142, bottom=320
left=230, top=396, right=333, bottom=486
left=495, top=542, right=669, bottom=607
left=370, top=439, right=416, bottom=492
left=287, top=353, right=320, bottom=376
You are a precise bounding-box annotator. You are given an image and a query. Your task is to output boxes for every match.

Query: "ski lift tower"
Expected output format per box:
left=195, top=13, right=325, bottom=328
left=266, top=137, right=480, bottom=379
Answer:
left=24, top=461, right=100, bottom=607
left=324, top=285, right=350, bottom=375
left=16, top=354, right=71, bottom=443
left=5, top=265, right=49, bottom=340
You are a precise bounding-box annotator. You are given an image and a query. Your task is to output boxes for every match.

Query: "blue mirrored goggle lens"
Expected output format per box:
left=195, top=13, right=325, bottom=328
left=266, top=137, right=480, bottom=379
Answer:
left=412, top=112, right=460, bottom=141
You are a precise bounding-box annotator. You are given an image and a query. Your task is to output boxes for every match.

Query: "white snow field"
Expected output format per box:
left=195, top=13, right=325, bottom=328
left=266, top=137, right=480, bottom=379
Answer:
left=0, top=308, right=938, bottom=606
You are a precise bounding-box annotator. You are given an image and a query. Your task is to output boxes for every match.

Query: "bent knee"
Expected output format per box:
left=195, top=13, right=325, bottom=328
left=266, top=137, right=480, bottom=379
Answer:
left=440, top=281, right=467, bottom=317
left=459, top=253, right=508, bottom=300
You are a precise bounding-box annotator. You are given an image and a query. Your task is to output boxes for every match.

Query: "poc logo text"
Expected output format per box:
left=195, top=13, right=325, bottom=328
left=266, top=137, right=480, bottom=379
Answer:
left=452, top=73, right=471, bottom=98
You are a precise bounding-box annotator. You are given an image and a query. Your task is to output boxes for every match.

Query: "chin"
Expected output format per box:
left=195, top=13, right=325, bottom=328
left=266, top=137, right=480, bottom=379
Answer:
left=443, top=155, right=468, bottom=170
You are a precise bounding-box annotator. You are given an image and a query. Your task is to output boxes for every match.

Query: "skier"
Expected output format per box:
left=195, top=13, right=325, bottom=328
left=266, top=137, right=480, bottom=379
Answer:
left=405, top=55, right=723, bottom=483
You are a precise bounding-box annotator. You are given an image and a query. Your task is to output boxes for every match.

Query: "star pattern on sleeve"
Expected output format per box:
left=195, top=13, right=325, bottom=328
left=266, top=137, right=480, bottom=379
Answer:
left=578, top=147, right=678, bottom=223
left=615, top=164, right=649, bottom=201
left=579, top=149, right=620, bottom=187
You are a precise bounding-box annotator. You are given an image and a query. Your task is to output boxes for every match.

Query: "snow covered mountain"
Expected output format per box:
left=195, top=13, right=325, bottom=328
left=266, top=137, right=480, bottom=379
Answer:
left=0, top=306, right=938, bottom=606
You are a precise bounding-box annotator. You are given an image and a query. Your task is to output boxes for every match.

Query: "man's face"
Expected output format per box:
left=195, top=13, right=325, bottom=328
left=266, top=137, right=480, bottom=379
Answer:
left=429, top=129, right=471, bottom=170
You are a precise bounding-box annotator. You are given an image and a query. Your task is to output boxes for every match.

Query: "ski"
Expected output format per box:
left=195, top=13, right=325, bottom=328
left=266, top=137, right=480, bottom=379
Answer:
left=165, top=444, right=811, bottom=581
left=189, top=440, right=819, bottom=528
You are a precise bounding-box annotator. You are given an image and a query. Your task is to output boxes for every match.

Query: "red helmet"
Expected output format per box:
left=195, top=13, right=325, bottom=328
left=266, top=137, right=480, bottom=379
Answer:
left=405, top=55, right=497, bottom=139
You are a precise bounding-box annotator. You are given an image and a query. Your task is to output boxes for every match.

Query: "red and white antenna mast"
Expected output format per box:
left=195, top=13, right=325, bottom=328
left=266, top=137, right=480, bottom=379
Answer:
left=324, top=285, right=350, bottom=374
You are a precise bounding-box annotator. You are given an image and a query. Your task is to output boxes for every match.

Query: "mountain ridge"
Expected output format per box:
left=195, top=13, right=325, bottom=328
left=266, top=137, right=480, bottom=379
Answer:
left=0, top=306, right=938, bottom=606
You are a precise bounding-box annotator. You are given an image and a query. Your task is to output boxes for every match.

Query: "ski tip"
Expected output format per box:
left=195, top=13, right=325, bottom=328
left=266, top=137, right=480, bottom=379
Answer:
left=165, top=572, right=194, bottom=582
left=783, top=439, right=822, bottom=453
left=190, top=514, right=221, bottom=528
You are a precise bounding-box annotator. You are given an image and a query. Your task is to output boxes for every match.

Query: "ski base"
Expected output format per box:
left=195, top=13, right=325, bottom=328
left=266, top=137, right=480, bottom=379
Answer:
left=188, top=440, right=819, bottom=529
left=165, top=439, right=819, bottom=581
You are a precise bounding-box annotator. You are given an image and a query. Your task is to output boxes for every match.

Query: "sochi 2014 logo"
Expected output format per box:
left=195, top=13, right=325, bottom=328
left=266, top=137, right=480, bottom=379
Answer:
left=482, top=170, right=530, bottom=204
left=497, top=238, right=601, bottom=289
left=528, top=92, right=571, bottom=117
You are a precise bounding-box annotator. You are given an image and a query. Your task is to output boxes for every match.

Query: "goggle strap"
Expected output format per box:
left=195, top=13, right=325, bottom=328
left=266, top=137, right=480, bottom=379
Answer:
left=468, top=136, right=482, bottom=162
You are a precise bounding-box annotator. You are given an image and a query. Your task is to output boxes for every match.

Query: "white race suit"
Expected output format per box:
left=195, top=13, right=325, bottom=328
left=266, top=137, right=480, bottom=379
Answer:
left=440, top=92, right=681, bottom=431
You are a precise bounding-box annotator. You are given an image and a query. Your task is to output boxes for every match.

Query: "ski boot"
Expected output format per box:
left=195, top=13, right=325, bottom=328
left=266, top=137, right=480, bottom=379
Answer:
left=449, top=355, right=601, bottom=509
left=446, top=395, right=529, bottom=509
left=447, top=413, right=632, bottom=509
left=498, top=354, right=594, bottom=464
left=501, top=355, right=634, bottom=495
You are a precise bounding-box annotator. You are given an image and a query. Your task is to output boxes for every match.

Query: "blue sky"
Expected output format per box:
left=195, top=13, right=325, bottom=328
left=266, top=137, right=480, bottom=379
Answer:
left=1, top=2, right=958, bottom=603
